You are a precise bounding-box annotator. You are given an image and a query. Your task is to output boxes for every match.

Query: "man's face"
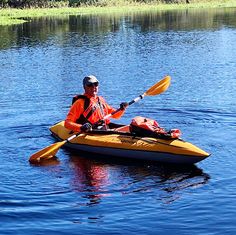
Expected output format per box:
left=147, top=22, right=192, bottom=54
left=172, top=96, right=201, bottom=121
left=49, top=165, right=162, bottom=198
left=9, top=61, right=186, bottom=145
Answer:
left=84, top=82, right=99, bottom=97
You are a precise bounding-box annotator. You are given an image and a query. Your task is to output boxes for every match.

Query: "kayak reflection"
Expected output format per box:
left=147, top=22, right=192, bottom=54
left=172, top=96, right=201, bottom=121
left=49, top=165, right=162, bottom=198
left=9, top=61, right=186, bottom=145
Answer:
left=68, top=153, right=210, bottom=205
left=69, top=154, right=111, bottom=205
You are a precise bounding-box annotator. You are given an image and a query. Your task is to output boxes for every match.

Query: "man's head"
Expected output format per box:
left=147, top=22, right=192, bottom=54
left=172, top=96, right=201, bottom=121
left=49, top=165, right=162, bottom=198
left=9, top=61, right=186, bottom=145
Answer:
left=83, top=75, right=99, bottom=97
left=83, top=75, right=99, bottom=87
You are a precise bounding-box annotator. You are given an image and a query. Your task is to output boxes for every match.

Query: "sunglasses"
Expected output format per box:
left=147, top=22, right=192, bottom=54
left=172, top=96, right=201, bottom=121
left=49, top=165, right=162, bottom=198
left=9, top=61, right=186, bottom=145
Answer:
left=86, top=82, right=99, bottom=87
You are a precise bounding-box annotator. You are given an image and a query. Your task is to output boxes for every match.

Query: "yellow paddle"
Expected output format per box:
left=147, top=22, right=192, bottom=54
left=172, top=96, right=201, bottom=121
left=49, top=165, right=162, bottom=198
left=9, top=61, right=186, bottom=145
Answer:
left=29, top=75, right=171, bottom=164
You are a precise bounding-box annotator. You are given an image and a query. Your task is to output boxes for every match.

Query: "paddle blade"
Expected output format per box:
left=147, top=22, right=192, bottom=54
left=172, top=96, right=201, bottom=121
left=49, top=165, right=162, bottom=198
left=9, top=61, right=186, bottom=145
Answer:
left=29, top=140, right=66, bottom=163
left=145, top=76, right=171, bottom=96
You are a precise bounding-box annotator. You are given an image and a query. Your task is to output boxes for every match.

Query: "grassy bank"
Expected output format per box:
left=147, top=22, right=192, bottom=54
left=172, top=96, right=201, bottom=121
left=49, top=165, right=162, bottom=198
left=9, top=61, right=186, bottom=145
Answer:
left=0, top=0, right=236, bottom=26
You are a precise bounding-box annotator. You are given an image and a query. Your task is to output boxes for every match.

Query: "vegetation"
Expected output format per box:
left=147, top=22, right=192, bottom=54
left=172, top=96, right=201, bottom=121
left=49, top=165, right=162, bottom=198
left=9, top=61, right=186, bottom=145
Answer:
left=0, top=0, right=236, bottom=25
left=1, top=0, right=236, bottom=8
left=1, top=1, right=236, bottom=50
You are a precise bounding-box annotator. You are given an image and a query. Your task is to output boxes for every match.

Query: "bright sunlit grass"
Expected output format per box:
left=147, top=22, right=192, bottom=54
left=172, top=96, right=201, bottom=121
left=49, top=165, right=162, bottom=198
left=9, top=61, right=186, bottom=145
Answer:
left=0, top=0, right=236, bottom=25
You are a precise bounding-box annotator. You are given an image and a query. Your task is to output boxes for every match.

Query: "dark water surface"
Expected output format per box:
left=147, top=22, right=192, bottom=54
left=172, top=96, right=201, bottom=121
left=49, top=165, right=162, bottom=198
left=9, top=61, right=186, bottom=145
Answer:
left=0, top=8, right=236, bottom=234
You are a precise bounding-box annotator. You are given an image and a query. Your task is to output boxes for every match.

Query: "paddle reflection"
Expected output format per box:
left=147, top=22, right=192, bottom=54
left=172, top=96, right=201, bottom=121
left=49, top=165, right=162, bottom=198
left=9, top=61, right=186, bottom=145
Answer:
left=68, top=153, right=210, bottom=205
left=29, top=156, right=60, bottom=166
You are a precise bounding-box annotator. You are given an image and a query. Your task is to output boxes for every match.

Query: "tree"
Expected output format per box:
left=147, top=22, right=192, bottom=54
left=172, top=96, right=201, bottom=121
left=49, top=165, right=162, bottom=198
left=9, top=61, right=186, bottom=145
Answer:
left=0, top=0, right=9, bottom=7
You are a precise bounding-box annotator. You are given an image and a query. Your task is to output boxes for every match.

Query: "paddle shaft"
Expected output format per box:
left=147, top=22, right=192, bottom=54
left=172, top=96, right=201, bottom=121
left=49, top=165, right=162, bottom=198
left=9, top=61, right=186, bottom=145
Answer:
left=102, top=94, right=145, bottom=120
left=101, top=74, right=171, bottom=121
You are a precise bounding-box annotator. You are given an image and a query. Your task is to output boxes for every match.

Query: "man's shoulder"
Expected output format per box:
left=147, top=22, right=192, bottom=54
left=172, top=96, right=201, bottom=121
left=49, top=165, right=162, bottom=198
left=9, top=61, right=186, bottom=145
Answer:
left=72, top=94, right=89, bottom=105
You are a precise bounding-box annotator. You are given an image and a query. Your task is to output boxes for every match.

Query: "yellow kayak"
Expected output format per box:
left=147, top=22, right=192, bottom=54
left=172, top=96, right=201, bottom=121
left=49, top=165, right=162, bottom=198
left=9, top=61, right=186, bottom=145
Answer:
left=49, top=121, right=210, bottom=164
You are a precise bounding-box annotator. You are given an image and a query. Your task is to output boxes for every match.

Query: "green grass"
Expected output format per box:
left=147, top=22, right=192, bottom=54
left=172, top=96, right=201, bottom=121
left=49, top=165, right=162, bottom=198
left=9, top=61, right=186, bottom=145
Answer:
left=0, top=16, right=25, bottom=25
left=0, top=0, right=236, bottom=26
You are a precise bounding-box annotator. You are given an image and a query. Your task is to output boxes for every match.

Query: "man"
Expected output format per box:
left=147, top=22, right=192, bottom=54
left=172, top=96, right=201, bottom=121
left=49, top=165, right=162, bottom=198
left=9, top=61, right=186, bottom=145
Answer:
left=64, top=75, right=128, bottom=132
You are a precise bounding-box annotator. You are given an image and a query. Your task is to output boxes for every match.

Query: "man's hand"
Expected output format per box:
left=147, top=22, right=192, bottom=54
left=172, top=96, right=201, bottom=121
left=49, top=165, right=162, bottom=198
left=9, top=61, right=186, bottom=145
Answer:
left=80, top=123, right=92, bottom=132
left=120, top=102, right=129, bottom=110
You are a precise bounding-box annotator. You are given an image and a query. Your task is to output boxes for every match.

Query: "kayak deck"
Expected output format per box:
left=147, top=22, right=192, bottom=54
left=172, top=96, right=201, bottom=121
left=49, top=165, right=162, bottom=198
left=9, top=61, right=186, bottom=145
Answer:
left=49, top=121, right=210, bottom=164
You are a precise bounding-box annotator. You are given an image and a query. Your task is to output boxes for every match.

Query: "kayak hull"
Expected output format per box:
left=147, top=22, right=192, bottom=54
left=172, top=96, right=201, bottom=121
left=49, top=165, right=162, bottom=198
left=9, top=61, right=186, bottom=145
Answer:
left=49, top=121, right=210, bottom=164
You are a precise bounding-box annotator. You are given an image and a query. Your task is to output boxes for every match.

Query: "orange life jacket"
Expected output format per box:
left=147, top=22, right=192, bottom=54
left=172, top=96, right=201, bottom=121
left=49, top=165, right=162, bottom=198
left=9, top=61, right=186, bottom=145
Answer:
left=72, top=95, right=109, bottom=125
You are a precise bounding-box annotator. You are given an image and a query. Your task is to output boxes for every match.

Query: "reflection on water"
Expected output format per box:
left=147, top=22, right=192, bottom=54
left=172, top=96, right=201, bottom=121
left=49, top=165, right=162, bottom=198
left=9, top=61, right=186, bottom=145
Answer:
left=70, top=155, right=111, bottom=206
left=29, top=156, right=61, bottom=166
left=0, top=8, right=236, bottom=50
left=28, top=150, right=209, bottom=205
left=67, top=153, right=209, bottom=205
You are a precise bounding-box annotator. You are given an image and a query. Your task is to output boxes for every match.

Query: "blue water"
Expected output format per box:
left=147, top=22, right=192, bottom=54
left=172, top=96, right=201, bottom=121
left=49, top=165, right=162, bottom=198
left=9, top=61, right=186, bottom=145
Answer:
left=0, top=8, right=236, bottom=234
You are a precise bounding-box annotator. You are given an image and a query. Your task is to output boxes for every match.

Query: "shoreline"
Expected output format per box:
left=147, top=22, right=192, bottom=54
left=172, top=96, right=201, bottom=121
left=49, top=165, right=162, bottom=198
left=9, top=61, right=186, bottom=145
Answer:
left=0, top=1, right=236, bottom=26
